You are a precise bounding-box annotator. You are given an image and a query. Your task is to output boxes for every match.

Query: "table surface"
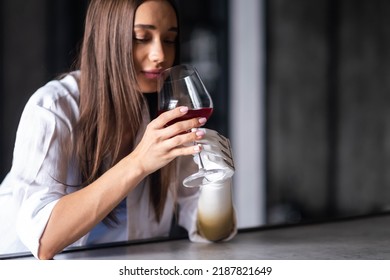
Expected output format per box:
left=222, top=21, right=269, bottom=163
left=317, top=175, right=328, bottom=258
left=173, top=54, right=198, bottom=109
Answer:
left=6, top=213, right=390, bottom=260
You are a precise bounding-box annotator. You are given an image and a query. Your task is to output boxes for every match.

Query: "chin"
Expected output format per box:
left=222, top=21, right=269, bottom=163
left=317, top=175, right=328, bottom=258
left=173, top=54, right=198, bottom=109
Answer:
left=141, top=88, right=157, bottom=93
left=139, top=81, right=157, bottom=93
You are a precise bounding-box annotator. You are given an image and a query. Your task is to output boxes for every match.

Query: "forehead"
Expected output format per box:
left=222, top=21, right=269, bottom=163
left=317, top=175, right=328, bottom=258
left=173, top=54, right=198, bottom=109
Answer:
left=134, top=0, right=177, bottom=27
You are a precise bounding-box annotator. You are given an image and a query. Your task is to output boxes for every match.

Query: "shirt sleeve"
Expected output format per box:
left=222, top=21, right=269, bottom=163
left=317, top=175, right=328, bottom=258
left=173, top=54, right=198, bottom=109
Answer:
left=10, top=83, right=80, bottom=258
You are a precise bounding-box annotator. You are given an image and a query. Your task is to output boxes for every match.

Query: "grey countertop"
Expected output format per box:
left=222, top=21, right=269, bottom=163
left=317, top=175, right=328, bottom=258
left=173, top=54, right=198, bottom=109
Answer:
left=6, top=213, right=390, bottom=260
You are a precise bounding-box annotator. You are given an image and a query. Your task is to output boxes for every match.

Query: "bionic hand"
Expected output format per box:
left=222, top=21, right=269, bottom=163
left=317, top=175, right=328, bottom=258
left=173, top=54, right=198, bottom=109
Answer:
left=193, top=128, right=235, bottom=184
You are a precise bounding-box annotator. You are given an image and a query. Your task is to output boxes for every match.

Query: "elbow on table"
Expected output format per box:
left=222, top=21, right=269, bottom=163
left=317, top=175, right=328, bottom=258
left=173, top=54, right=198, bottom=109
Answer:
left=37, top=243, right=57, bottom=260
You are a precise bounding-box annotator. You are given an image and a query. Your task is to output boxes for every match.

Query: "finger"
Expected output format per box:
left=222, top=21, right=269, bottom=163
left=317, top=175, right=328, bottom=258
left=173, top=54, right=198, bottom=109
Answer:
left=164, top=129, right=205, bottom=150
left=169, top=144, right=202, bottom=158
left=164, top=117, right=207, bottom=137
left=151, top=106, right=189, bottom=128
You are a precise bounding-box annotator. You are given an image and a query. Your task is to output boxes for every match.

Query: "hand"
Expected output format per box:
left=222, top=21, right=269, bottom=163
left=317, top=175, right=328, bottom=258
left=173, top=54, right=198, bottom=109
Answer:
left=193, top=128, right=235, bottom=181
left=128, top=106, right=207, bottom=175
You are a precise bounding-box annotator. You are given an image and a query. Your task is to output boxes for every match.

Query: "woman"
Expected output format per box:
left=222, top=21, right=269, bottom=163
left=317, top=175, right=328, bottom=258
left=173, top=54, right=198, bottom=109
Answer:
left=0, top=0, right=236, bottom=259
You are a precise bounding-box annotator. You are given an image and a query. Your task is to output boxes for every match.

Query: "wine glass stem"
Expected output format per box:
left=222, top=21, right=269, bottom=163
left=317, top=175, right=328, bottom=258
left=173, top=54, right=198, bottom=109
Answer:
left=197, top=152, right=212, bottom=183
left=197, top=152, right=205, bottom=170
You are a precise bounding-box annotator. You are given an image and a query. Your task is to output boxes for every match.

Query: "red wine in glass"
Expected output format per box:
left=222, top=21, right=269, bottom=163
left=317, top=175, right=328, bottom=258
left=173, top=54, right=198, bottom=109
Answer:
left=158, top=108, right=213, bottom=126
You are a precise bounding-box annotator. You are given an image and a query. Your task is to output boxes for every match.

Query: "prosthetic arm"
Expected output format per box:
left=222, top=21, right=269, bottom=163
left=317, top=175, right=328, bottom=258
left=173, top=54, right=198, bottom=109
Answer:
left=193, top=128, right=236, bottom=241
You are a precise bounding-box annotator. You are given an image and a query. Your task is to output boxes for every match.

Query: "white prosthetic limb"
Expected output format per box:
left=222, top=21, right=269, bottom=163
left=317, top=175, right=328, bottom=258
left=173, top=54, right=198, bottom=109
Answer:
left=192, top=128, right=237, bottom=241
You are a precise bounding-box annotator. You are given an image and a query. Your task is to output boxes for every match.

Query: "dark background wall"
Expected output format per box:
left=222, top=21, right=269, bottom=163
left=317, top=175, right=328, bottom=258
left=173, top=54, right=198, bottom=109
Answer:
left=0, top=0, right=87, bottom=179
left=1, top=0, right=390, bottom=227
left=266, top=0, right=390, bottom=224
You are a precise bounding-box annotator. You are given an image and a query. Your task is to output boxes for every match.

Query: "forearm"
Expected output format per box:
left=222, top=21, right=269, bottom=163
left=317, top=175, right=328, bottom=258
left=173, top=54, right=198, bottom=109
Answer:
left=196, top=180, right=235, bottom=241
left=38, top=156, right=145, bottom=259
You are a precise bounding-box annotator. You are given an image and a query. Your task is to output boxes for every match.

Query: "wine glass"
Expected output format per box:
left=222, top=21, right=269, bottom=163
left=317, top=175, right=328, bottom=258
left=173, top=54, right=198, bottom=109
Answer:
left=157, top=64, right=225, bottom=188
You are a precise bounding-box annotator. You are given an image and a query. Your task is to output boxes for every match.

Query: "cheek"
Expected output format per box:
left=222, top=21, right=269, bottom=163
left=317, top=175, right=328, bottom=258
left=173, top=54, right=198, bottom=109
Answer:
left=165, top=47, right=176, bottom=66
left=132, top=47, right=142, bottom=71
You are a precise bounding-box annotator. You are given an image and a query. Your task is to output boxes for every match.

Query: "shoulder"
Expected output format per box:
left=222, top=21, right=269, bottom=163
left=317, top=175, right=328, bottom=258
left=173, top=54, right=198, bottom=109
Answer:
left=28, top=71, right=80, bottom=110
left=24, top=71, right=81, bottom=126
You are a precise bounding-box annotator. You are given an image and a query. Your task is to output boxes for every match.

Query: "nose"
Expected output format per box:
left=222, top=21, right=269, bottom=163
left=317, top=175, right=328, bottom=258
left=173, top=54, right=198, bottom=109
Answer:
left=149, top=39, right=165, bottom=64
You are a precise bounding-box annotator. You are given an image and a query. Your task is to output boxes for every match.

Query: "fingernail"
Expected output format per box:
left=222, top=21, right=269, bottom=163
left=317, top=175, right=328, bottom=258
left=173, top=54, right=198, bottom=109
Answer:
left=196, top=130, right=205, bottom=137
left=193, top=144, right=201, bottom=152
left=180, top=106, right=189, bottom=113
left=198, top=117, right=207, bottom=124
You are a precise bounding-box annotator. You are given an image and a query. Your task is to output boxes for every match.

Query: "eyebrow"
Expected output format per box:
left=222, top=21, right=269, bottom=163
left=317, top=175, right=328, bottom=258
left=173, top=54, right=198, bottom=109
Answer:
left=134, top=24, right=178, bottom=33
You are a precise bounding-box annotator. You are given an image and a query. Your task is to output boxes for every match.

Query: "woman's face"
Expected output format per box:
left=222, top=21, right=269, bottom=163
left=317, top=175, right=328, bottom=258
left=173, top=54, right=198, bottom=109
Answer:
left=133, top=0, right=178, bottom=93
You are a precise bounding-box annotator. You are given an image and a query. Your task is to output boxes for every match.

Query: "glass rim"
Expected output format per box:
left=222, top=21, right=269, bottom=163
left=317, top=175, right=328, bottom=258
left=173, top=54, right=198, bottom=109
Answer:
left=159, top=64, right=199, bottom=82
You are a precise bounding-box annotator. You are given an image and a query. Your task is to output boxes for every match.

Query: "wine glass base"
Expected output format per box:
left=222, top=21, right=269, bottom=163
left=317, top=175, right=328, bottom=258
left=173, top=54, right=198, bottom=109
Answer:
left=183, top=169, right=225, bottom=188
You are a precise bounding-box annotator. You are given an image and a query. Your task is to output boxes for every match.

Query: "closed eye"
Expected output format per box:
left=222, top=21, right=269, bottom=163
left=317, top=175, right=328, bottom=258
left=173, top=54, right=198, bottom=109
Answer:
left=164, top=39, right=176, bottom=45
left=134, top=37, right=149, bottom=43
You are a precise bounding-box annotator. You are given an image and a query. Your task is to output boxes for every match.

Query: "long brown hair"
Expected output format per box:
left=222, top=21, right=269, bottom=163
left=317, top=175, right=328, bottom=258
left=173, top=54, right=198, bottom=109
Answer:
left=74, top=0, right=181, bottom=224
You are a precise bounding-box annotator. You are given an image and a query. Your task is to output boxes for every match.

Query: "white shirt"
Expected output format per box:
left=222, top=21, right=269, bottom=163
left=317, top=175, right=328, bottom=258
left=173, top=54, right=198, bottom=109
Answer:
left=0, top=72, right=223, bottom=258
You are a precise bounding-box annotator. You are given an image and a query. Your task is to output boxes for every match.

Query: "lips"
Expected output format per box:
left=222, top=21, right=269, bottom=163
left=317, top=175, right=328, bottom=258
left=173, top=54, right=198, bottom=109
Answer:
left=142, top=70, right=162, bottom=79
